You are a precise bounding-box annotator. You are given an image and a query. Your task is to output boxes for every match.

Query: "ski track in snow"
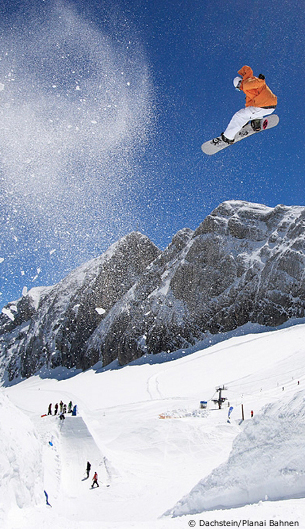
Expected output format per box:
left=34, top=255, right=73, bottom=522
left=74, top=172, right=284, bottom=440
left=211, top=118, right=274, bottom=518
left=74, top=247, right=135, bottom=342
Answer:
left=146, top=372, right=164, bottom=400
left=2, top=323, right=305, bottom=528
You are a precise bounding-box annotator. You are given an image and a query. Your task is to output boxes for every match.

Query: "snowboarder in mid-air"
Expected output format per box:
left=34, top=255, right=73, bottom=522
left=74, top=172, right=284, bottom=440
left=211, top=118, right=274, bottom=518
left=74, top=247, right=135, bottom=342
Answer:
left=201, top=65, right=278, bottom=155
left=91, top=472, right=99, bottom=488
left=221, top=65, right=277, bottom=144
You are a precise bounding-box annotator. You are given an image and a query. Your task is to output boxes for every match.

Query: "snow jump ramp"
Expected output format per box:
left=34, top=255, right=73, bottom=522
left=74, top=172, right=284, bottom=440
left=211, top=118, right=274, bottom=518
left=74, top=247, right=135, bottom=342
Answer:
left=59, top=416, right=109, bottom=494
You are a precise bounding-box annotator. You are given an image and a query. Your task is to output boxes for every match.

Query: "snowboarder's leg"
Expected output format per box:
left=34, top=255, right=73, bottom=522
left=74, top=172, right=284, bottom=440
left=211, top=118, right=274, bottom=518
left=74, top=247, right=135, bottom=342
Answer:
left=223, top=107, right=275, bottom=141
left=223, top=107, right=254, bottom=141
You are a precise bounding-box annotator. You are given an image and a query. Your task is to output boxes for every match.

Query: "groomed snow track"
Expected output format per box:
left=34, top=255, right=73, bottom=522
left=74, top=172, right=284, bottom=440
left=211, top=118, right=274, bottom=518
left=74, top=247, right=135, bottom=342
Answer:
left=59, top=416, right=109, bottom=494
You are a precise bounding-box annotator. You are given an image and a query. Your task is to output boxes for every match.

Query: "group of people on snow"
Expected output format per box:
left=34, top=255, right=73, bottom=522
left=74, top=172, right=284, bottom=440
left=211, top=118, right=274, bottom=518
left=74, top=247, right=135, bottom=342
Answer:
left=47, top=400, right=77, bottom=418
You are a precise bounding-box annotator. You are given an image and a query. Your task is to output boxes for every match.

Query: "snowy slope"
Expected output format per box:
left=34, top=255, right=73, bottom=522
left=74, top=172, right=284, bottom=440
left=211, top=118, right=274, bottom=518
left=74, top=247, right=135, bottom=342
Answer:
left=59, top=416, right=109, bottom=494
left=167, top=391, right=305, bottom=516
left=0, top=393, right=43, bottom=526
left=2, top=322, right=305, bottom=528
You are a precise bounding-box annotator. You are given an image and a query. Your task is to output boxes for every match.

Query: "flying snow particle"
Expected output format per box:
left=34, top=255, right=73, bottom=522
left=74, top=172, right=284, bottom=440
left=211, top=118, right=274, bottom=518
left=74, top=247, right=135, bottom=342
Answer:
left=32, top=268, right=41, bottom=282
left=95, top=307, right=106, bottom=315
left=2, top=307, right=15, bottom=321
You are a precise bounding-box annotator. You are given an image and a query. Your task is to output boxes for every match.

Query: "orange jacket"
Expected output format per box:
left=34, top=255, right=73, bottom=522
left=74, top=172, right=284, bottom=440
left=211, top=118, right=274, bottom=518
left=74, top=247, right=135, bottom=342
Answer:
left=238, top=65, right=277, bottom=108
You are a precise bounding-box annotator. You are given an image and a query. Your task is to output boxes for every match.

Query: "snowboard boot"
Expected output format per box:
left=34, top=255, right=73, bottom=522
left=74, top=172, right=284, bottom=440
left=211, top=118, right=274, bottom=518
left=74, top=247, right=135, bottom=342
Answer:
left=250, top=119, right=261, bottom=132
left=221, top=133, right=234, bottom=145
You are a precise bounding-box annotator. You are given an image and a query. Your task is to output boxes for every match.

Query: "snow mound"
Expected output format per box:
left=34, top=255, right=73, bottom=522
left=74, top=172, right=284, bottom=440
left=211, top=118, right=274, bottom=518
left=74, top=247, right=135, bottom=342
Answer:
left=166, top=390, right=305, bottom=516
left=0, top=392, right=43, bottom=525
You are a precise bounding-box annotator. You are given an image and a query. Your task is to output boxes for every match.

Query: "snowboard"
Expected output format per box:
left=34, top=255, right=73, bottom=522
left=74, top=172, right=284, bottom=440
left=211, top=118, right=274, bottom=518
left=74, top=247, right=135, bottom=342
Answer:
left=201, top=114, right=279, bottom=156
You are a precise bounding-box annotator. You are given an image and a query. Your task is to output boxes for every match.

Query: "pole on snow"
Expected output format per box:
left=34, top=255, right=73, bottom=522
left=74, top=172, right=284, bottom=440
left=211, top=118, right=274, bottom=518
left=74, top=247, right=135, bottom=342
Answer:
left=212, top=385, right=228, bottom=409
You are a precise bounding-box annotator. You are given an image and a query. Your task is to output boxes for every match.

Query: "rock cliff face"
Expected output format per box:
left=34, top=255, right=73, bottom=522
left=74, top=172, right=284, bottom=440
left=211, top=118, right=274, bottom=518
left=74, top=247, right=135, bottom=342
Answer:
left=0, top=232, right=160, bottom=381
left=2, top=200, right=305, bottom=383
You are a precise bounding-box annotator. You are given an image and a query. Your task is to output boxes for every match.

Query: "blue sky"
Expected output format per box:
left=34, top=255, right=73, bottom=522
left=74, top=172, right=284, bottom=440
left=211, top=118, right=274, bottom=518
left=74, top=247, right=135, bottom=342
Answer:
left=1, top=0, right=305, bottom=309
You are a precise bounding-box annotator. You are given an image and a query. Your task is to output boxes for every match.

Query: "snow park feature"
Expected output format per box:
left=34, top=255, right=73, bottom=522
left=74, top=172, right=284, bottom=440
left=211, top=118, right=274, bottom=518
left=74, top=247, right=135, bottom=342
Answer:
left=2, top=321, right=305, bottom=528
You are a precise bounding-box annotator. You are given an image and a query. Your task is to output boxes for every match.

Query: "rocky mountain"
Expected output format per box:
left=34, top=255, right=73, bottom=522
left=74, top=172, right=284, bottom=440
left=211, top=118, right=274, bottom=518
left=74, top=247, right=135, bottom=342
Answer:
left=2, top=200, right=305, bottom=384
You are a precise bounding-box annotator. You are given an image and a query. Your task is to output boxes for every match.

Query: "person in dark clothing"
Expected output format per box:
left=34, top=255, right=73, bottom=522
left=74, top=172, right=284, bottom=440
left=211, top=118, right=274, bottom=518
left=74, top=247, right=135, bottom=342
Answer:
left=54, top=403, right=58, bottom=415
left=44, top=490, right=52, bottom=507
left=48, top=403, right=52, bottom=415
left=86, top=461, right=91, bottom=478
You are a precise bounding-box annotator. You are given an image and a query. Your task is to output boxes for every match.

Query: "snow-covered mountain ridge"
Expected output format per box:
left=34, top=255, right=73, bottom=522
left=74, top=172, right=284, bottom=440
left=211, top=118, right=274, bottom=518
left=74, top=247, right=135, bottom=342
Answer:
left=2, top=199, right=305, bottom=383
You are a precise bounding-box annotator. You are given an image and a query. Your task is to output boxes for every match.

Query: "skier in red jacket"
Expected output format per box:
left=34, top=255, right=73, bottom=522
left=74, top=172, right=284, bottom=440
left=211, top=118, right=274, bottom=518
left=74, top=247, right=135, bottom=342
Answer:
left=91, top=472, right=99, bottom=488
left=221, top=65, right=277, bottom=144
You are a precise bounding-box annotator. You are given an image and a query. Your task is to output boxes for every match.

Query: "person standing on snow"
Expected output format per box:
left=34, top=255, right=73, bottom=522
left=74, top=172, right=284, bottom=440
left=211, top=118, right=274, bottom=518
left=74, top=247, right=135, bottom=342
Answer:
left=86, top=461, right=91, bottom=478
left=44, top=490, right=52, bottom=507
left=221, top=65, right=277, bottom=144
left=91, top=471, right=99, bottom=488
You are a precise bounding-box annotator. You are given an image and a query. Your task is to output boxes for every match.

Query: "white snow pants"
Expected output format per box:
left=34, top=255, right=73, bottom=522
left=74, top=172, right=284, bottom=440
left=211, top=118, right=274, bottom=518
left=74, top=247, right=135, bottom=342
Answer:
left=223, top=106, right=275, bottom=140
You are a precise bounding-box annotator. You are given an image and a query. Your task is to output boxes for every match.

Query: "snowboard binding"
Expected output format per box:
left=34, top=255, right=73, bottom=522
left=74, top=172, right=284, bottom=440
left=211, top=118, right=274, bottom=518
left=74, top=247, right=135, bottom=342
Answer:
left=250, top=119, right=262, bottom=132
